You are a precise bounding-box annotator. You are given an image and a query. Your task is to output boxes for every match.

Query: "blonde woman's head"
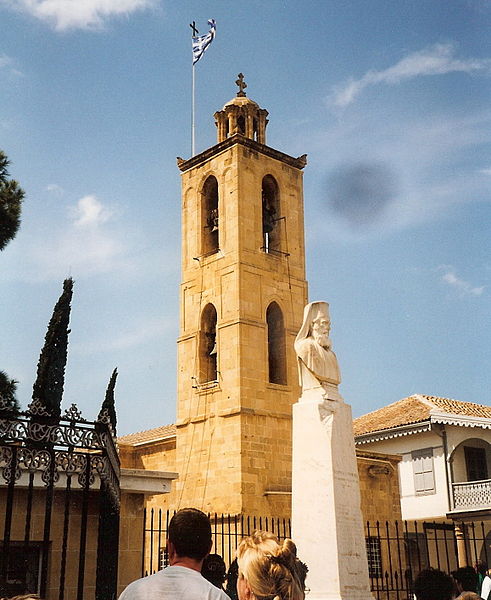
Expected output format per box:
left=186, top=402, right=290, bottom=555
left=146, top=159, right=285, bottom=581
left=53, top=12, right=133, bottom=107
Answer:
left=236, top=531, right=307, bottom=600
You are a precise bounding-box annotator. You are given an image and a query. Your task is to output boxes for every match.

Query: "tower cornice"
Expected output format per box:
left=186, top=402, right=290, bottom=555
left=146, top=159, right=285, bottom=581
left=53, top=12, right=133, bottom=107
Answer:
left=177, top=134, right=307, bottom=173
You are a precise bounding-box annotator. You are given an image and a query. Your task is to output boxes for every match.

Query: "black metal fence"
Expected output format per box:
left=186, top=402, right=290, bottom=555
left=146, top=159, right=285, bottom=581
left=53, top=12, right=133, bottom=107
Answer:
left=142, top=510, right=291, bottom=575
left=0, top=399, right=120, bottom=600
left=142, top=510, right=490, bottom=600
left=365, top=519, right=489, bottom=600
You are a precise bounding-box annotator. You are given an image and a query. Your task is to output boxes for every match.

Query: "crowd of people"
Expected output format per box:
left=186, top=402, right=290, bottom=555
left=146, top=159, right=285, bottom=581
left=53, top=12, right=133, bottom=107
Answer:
left=3, top=509, right=490, bottom=600
left=118, top=508, right=307, bottom=600
left=117, top=507, right=491, bottom=600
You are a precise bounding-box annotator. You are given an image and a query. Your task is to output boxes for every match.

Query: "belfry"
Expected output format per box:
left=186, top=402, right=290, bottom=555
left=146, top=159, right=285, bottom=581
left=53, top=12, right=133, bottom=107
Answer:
left=173, top=75, right=309, bottom=516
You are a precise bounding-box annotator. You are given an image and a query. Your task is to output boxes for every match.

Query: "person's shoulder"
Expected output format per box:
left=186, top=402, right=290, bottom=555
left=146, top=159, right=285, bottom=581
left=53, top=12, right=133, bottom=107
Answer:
left=196, top=575, right=229, bottom=600
left=118, top=570, right=165, bottom=599
left=212, top=586, right=230, bottom=600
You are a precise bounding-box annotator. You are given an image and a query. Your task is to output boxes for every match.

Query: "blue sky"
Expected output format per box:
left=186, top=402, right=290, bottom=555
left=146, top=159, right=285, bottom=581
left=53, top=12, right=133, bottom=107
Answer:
left=1, top=0, right=490, bottom=436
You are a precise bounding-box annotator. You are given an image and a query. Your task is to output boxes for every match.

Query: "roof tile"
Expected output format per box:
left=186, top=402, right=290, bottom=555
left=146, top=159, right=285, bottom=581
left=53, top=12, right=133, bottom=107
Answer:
left=118, top=424, right=176, bottom=446
left=353, top=395, right=491, bottom=437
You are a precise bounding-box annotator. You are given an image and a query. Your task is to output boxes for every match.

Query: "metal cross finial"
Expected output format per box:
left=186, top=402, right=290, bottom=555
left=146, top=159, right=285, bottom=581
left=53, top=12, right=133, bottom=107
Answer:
left=236, top=73, right=247, bottom=97
left=190, top=21, right=199, bottom=36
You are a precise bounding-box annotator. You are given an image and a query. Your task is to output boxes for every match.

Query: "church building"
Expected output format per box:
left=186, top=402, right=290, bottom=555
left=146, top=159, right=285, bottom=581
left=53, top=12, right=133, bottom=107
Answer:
left=118, top=76, right=401, bottom=524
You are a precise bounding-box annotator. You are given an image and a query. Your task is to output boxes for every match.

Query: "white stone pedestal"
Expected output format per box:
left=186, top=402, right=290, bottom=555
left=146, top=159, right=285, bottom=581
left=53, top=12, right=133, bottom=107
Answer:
left=292, top=385, right=373, bottom=600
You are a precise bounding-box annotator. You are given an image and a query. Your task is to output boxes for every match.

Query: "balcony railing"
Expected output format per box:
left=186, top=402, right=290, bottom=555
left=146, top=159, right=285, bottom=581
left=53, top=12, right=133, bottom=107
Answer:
left=452, top=479, right=491, bottom=511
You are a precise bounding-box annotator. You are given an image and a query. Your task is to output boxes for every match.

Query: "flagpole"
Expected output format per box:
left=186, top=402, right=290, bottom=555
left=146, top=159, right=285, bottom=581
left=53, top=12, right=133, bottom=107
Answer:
left=190, top=19, right=215, bottom=157
left=192, top=61, right=196, bottom=156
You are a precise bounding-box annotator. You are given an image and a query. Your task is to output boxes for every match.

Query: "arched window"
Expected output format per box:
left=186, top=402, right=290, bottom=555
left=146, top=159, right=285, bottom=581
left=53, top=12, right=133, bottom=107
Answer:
left=199, top=304, right=217, bottom=383
left=202, top=176, right=219, bottom=255
left=262, top=175, right=280, bottom=253
left=267, top=302, right=286, bottom=385
left=237, top=114, right=246, bottom=135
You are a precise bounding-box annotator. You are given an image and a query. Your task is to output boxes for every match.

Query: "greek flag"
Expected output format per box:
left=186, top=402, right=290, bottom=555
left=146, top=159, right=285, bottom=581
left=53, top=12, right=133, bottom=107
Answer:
left=192, top=19, right=216, bottom=65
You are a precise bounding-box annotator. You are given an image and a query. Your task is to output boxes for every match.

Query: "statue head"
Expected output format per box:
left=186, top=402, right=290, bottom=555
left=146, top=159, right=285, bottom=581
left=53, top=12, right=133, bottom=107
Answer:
left=296, top=301, right=331, bottom=349
left=311, top=306, right=331, bottom=348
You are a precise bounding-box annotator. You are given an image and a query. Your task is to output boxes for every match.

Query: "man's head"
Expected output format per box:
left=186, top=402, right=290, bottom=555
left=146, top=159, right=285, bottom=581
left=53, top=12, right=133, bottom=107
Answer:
left=167, top=508, right=212, bottom=562
left=202, top=553, right=227, bottom=588
left=452, top=566, right=478, bottom=593
left=311, top=305, right=330, bottom=348
left=414, top=568, right=455, bottom=600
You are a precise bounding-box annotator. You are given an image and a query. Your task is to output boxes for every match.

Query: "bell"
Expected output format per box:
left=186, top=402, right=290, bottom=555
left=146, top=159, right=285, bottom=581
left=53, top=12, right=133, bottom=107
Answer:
left=211, top=224, right=218, bottom=233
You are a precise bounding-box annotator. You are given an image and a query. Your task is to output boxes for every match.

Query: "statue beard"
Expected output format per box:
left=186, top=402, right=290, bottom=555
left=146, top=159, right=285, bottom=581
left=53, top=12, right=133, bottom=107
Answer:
left=313, top=331, right=330, bottom=349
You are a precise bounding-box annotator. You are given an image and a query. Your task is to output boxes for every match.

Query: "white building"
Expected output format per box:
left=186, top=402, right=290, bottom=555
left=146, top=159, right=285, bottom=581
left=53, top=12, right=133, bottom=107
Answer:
left=354, top=394, right=491, bottom=567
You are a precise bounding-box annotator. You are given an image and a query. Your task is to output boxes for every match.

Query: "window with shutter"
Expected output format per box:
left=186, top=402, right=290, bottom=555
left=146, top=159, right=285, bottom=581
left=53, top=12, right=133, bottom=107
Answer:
left=412, top=448, right=436, bottom=495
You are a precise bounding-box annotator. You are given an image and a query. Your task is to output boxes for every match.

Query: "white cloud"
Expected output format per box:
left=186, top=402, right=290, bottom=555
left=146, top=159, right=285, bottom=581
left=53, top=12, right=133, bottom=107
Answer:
left=4, top=0, right=158, bottom=31
left=330, top=43, right=491, bottom=107
left=30, top=221, right=126, bottom=279
left=30, top=194, right=124, bottom=277
left=0, top=54, right=12, bottom=69
left=46, top=183, right=64, bottom=195
left=72, top=194, right=112, bottom=227
left=1, top=193, right=137, bottom=281
left=0, top=53, right=23, bottom=77
left=439, top=266, right=484, bottom=296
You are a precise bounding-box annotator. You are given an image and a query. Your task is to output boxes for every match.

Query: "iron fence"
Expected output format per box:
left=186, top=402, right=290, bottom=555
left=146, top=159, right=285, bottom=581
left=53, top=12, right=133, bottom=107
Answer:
left=142, top=510, right=490, bottom=600
left=0, top=399, right=120, bottom=600
left=365, top=519, right=489, bottom=600
left=142, top=510, right=291, bottom=575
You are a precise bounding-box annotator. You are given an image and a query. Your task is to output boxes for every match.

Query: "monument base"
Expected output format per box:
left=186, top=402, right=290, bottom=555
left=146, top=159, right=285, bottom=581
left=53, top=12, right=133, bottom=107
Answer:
left=292, top=387, right=374, bottom=600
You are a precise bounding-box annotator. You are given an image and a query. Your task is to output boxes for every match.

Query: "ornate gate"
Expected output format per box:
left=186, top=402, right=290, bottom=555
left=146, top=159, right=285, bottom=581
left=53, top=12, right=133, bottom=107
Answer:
left=0, top=398, right=120, bottom=600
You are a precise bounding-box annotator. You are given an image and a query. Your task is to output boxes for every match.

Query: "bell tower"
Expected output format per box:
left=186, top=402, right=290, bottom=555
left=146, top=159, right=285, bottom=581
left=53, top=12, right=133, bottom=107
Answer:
left=175, top=75, right=308, bottom=516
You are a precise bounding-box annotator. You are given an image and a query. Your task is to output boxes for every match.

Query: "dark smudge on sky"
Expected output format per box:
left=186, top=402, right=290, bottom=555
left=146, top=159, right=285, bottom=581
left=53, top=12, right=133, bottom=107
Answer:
left=326, top=162, right=398, bottom=228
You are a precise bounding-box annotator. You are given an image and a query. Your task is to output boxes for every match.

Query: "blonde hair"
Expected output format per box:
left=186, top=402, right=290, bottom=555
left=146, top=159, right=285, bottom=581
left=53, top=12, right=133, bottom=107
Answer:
left=237, top=531, right=306, bottom=600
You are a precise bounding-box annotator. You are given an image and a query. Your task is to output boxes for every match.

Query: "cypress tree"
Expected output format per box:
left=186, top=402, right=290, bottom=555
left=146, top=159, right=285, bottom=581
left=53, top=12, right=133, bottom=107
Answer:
left=0, top=150, right=25, bottom=251
left=32, top=278, right=73, bottom=419
left=98, top=367, right=117, bottom=434
left=0, top=370, right=20, bottom=414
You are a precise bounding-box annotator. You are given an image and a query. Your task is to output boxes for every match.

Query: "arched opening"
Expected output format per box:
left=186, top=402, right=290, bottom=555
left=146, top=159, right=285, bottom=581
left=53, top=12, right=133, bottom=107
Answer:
left=262, top=175, right=280, bottom=253
left=450, top=438, right=491, bottom=483
left=237, top=114, right=246, bottom=135
left=449, top=438, right=491, bottom=514
left=199, top=304, right=217, bottom=383
left=253, top=118, right=258, bottom=141
left=267, top=302, right=286, bottom=385
left=201, top=176, right=219, bottom=255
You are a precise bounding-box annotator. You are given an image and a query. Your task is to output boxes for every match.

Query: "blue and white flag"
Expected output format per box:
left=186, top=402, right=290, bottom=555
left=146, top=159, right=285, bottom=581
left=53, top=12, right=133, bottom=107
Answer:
left=192, top=19, right=216, bottom=65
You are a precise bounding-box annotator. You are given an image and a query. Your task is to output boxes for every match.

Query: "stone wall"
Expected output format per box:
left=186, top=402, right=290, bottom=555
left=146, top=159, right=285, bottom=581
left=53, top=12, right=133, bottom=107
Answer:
left=356, top=449, right=403, bottom=523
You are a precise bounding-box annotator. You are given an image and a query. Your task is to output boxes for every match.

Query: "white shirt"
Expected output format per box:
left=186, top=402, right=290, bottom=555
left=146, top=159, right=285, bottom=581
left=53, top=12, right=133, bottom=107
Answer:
left=118, top=565, right=230, bottom=600
left=481, top=575, right=491, bottom=600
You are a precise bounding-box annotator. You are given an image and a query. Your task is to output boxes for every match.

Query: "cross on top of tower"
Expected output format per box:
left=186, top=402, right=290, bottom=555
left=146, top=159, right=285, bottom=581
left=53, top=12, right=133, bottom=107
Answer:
left=235, top=73, right=247, bottom=97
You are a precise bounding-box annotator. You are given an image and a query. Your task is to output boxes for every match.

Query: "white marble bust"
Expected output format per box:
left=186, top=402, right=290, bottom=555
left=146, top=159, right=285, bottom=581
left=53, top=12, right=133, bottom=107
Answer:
left=294, top=301, right=341, bottom=393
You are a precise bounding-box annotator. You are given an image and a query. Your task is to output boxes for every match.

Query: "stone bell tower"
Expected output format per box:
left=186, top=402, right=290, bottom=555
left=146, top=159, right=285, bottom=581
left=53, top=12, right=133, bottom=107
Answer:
left=174, top=75, right=308, bottom=517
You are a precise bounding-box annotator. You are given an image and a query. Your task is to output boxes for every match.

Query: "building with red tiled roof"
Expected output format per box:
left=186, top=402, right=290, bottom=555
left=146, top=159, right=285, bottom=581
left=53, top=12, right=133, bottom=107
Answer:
left=118, top=424, right=177, bottom=472
left=354, top=394, right=491, bottom=439
left=118, top=424, right=176, bottom=446
left=354, top=395, right=491, bottom=518
left=353, top=394, right=491, bottom=567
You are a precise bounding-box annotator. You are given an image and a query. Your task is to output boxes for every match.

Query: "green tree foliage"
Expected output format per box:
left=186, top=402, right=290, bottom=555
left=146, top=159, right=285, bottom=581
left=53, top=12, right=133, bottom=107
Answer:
left=0, top=370, right=20, bottom=414
left=99, top=367, right=118, bottom=434
left=32, top=278, right=73, bottom=419
left=0, top=150, right=25, bottom=251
